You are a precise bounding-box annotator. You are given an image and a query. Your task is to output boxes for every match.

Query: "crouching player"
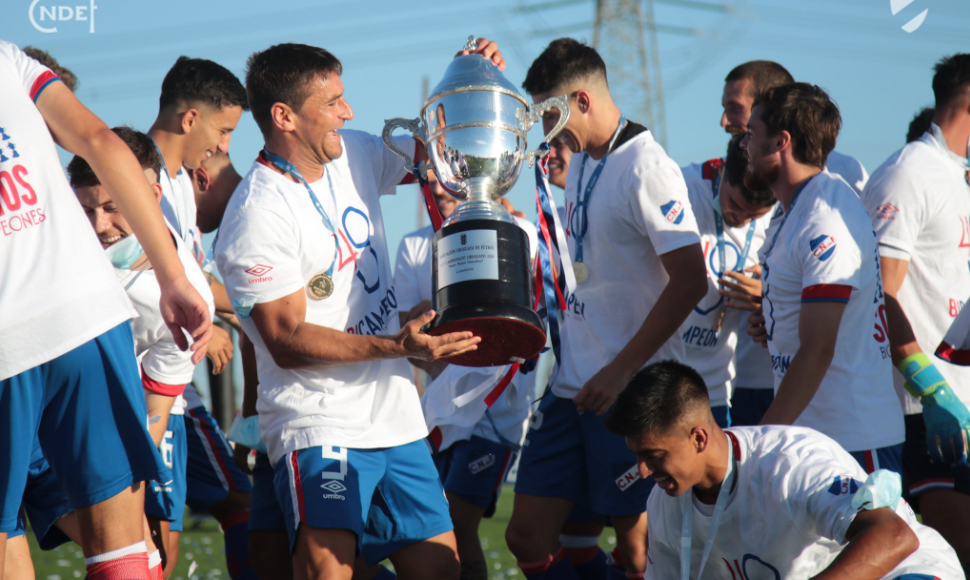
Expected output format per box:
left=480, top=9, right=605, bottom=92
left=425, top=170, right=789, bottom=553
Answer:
left=609, top=360, right=965, bottom=580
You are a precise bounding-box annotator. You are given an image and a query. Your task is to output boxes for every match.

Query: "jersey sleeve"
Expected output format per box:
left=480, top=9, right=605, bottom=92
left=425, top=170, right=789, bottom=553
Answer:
left=937, top=296, right=970, bottom=365
left=140, top=338, right=194, bottom=396
left=628, top=163, right=702, bottom=256
left=393, top=237, right=423, bottom=313
left=862, top=166, right=927, bottom=256
left=215, top=207, right=306, bottom=318
left=785, top=449, right=863, bottom=545
left=796, top=208, right=863, bottom=302
left=2, top=41, right=61, bottom=102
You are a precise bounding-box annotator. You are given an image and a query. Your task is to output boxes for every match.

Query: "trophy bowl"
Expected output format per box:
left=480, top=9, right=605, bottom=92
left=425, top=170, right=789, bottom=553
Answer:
left=383, top=37, right=569, bottom=367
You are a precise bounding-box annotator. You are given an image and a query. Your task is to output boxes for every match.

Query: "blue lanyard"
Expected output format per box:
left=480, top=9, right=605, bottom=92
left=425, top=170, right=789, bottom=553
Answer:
left=572, top=115, right=626, bottom=263
left=261, top=148, right=338, bottom=278
left=711, top=171, right=757, bottom=277
left=761, top=175, right=815, bottom=262
left=150, top=137, right=184, bottom=237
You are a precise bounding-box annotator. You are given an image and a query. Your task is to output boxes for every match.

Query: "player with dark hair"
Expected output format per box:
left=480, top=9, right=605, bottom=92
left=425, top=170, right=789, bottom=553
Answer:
left=0, top=39, right=211, bottom=580
left=22, top=47, right=77, bottom=92
left=507, top=37, right=707, bottom=580
left=741, top=82, right=905, bottom=474
left=679, top=135, right=775, bottom=430
left=606, top=360, right=963, bottom=580
left=216, top=40, right=499, bottom=580
left=906, top=106, right=935, bottom=143
left=862, top=53, right=970, bottom=569
left=721, top=60, right=869, bottom=194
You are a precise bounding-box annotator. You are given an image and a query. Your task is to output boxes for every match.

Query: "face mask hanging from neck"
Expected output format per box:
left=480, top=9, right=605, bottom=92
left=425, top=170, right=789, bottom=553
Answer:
left=104, top=234, right=144, bottom=269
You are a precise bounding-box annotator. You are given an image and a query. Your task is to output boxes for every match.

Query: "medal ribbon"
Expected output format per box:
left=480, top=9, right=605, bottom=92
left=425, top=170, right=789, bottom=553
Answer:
left=535, top=146, right=566, bottom=365
left=702, top=160, right=757, bottom=278
left=761, top=175, right=814, bottom=262
left=261, top=149, right=338, bottom=278
left=573, top=115, right=626, bottom=265
left=150, top=137, right=185, bottom=237
left=680, top=434, right=737, bottom=580
left=411, top=162, right=445, bottom=232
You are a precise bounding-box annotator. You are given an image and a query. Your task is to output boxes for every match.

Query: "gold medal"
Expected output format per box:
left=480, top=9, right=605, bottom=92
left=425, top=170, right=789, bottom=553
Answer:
left=574, top=262, right=590, bottom=284
left=307, top=272, right=334, bottom=300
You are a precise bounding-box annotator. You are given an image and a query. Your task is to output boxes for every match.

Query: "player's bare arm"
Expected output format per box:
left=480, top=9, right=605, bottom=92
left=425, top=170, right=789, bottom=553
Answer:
left=35, top=80, right=212, bottom=361
left=810, top=508, right=918, bottom=580
left=760, top=301, right=846, bottom=425
left=250, top=287, right=480, bottom=369
left=880, top=256, right=922, bottom=365
left=574, top=243, right=707, bottom=415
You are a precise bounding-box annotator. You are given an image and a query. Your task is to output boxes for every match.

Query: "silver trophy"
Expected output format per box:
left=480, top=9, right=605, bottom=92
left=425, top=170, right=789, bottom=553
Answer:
left=383, top=36, right=570, bottom=367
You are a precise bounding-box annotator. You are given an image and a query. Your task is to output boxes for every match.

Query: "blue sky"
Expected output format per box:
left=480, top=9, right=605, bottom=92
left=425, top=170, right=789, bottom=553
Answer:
left=5, top=0, right=968, bottom=396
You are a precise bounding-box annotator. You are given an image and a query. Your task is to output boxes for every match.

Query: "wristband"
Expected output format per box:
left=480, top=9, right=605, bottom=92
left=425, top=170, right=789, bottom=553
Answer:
left=898, top=352, right=948, bottom=398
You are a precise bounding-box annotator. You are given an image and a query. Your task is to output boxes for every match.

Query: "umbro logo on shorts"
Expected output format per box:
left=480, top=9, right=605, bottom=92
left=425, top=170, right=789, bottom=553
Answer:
left=468, top=454, right=495, bottom=474
left=660, top=200, right=685, bottom=225
left=809, top=234, right=837, bottom=261
left=321, top=479, right=347, bottom=500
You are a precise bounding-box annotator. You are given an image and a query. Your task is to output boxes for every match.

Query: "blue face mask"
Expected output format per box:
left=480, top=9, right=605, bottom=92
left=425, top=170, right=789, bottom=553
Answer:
left=104, top=234, right=144, bottom=269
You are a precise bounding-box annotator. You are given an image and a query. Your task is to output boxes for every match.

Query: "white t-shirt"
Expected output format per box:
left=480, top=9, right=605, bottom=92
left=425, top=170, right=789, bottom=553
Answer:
left=760, top=172, right=903, bottom=452
left=158, top=164, right=205, bottom=267
left=553, top=124, right=701, bottom=398
left=216, top=130, right=427, bottom=464
left=681, top=161, right=773, bottom=407
left=118, top=232, right=212, bottom=394
left=734, top=209, right=781, bottom=392
left=393, top=219, right=539, bottom=449
left=0, top=41, right=136, bottom=381
left=645, top=426, right=964, bottom=580
left=825, top=150, right=869, bottom=195
left=862, top=130, right=970, bottom=413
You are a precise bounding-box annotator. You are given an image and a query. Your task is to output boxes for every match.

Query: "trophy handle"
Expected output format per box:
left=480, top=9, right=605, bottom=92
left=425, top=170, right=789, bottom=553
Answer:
left=382, top=117, right=426, bottom=170
left=518, top=95, right=571, bottom=167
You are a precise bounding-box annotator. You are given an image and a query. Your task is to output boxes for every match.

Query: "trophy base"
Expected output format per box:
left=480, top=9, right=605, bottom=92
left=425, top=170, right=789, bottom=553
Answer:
left=426, top=302, right=546, bottom=367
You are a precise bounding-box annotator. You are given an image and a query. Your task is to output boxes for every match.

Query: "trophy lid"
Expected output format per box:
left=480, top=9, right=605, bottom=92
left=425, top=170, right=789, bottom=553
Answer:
left=423, top=52, right=527, bottom=113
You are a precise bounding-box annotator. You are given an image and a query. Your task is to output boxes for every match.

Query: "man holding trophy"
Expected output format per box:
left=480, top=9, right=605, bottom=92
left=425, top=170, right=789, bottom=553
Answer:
left=505, top=39, right=709, bottom=580
left=215, top=41, right=502, bottom=580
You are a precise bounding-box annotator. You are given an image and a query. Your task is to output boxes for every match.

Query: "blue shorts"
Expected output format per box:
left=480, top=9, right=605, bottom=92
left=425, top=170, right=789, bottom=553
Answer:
left=9, top=440, right=73, bottom=550
left=184, top=404, right=252, bottom=512
left=0, top=323, right=167, bottom=533
left=849, top=443, right=903, bottom=476
left=515, top=395, right=651, bottom=517
left=729, top=388, right=774, bottom=426
left=145, top=413, right=188, bottom=531
left=901, top=413, right=970, bottom=512
left=433, top=436, right=516, bottom=517
left=249, top=452, right=286, bottom=532
left=273, top=440, right=453, bottom=565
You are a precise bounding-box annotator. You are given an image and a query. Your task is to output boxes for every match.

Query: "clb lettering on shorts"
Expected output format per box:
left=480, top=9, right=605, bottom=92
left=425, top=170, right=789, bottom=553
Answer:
left=319, top=446, right=348, bottom=500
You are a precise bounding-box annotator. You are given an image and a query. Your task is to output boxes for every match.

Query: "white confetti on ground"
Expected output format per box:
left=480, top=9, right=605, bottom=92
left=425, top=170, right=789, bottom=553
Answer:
left=187, top=560, right=199, bottom=577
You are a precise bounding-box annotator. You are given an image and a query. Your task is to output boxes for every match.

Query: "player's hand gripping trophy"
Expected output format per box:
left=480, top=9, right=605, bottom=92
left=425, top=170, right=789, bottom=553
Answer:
left=383, top=36, right=569, bottom=367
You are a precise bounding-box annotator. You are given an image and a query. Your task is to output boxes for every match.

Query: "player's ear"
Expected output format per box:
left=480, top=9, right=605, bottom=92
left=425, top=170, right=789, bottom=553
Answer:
left=271, top=102, right=297, bottom=133
left=691, top=425, right=710, bottom=454
left=150, top=182, right=163, bottom=204
left=574, top=90, right=592, bottom=115
left=776, top=130, right=792, bottom=156
left=180, top=108, right=199, bottom=134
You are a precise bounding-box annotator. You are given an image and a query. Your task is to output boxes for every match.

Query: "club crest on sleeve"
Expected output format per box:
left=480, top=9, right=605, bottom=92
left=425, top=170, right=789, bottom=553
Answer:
left=875, top=203, right=899, bottom=220
left=827, top=475, right=861, bottom=496
left=660, top=200, right=685, bottom=225
left=809, top=234, right=837, bottom=261
left=468, top=454, right=495, bottom=474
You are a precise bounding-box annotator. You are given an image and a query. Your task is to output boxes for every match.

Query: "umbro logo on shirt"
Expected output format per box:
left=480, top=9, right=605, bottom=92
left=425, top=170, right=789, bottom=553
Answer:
left=809, top=235, right=837, bottom=261
left=245, top=264, right=274, bottom=284
left=827, top=475, right=861, bottom=496
left=875, top=203, right=899, bottom=220
left=660, top=200, right=684, bottom=225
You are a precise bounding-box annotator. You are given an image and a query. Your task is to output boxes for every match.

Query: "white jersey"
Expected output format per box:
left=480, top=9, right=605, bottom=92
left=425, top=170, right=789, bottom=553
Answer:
left=216, top=130, right=426, bottom=464
left=733, top=316, right=775, bottom=390
left=393, top=220, right=539, bottom=449
left=760, top=172, right=903, bottom=452
left=118, top=231, right=213, bottom=394
left=0, top=41, right=136, bottom=381
left=645, top=426, right=963, bottom=580
left=863, top=129, right=970, bottom=413
left=553, top=123, right=701, bottom=398
left=825, top=150, right=869, bottom=195
left=681, top=161, right=773, bottom=407
left=158, top=163, right=205, bottom=267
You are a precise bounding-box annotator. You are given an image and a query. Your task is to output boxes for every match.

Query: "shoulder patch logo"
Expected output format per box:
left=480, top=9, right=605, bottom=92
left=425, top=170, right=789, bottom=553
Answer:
left=827, top=475, right=861, bottom=496
left=876, top=203, right=899, bottom=220
left=660, top=200, right=685, bottom=225
left=809, top=234, right=837, bottom=261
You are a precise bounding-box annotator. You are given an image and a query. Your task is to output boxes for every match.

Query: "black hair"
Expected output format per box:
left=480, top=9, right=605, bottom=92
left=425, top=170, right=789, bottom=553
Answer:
left=68, top=126, right=161, bottom=189
left=522, top=37, right=608, bottom=96
left=159, top=56, right=249, bottom=112
left=606, top=360, right=711, bottom=438
left=245, top=43, right=343, bottom=140
left=23, top=46, right=77, bottom=92
left=724, top=134, right=776, bottom=207
left=725, top=60, right=794, bottom=95
left=906, top=106, right=935, bottom=143
left=932, top=54, right=970, bottom=108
